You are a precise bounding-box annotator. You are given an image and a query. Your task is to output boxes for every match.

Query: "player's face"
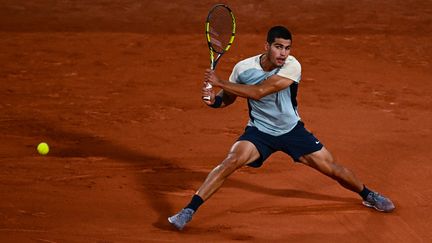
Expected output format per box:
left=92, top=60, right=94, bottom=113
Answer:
left=266, top=38, right=291, bottom=67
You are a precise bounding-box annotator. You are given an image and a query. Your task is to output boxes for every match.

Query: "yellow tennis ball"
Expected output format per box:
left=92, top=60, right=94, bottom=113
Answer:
left=37, top=142, right=49, bottom=155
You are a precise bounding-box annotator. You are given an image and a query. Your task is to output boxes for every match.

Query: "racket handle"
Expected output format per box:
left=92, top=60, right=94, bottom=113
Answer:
left=202, top=82, right=213, bottom=101
left=202, top=62, right=215, bottom=101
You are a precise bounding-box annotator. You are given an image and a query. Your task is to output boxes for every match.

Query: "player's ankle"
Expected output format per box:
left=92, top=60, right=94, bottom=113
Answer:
left=185, top=194, right=204, bottom=211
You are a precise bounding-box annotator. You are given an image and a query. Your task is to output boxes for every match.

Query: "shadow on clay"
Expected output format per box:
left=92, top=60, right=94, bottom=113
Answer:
left=10, top=116, right=359, bottom=231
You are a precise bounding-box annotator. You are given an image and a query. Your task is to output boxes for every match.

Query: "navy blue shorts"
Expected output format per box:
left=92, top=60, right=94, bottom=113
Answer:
left=237, top=121, right=323, bottom=168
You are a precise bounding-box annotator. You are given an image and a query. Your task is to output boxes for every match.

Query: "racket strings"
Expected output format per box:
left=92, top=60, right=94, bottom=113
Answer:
left=208, top=6, right=234, bottom=53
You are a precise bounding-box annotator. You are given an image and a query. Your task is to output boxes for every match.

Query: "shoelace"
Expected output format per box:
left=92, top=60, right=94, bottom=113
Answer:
left=178, top=210, right=192, bottom=221
left=372, top=192, right=386, bottom=203
left=368, top=192, right=379, bottom=203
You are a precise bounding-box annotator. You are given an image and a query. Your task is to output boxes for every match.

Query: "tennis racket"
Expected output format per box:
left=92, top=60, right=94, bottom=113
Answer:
left=203, top=4, right=236, bottom=101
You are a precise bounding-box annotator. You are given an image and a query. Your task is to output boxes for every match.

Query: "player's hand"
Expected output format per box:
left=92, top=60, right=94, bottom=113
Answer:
left=202, top=82, right=215, bottom=105
left=204, top=69, right=223, bottom=87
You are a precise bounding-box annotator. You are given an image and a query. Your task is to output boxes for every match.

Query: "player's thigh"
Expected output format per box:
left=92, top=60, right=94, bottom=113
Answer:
left=225, top=140, right=260, bottom=167
left=298, top=147, right=335, bottom=174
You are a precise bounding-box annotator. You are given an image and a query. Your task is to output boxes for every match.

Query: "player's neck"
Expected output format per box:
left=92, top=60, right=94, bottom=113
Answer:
left=259, top=53, right=277, bottom=72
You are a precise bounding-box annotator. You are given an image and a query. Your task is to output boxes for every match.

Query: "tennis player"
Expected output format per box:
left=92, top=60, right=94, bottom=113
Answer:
left=168, top=26, right=395, bottom=230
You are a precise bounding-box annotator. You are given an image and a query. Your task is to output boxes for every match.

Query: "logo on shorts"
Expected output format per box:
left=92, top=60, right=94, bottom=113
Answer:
left=315, top=141, right=320, bottom=144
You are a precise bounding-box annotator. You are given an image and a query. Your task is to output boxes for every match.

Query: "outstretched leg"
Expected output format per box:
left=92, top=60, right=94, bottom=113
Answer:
left=196, top=140, right=260, bottom=200
left=168, top=140, right=260, bottom=230
left=299, top=147, right=395, bottom=212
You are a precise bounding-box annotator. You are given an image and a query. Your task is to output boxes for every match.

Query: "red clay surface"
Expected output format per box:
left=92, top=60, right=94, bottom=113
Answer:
left=1, top=1, right=431, bottom=242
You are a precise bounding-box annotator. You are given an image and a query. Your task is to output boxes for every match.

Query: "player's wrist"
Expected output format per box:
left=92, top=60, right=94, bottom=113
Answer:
left=217, top=79, right=228, bottom=88
left=208, top=95, right=223, bottom=108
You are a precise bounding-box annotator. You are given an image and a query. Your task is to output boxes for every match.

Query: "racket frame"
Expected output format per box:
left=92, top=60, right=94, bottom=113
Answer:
left=203, top=4, right=236, bottom=100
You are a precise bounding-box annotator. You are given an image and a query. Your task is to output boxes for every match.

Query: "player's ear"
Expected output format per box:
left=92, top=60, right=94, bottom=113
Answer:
left=264, top=42, right=270, bottom=51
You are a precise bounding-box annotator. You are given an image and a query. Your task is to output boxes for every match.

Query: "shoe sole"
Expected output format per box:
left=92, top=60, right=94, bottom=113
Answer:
left=362, top=201, right=394, bottom=213
left=168, top=217, right=184, bottom=230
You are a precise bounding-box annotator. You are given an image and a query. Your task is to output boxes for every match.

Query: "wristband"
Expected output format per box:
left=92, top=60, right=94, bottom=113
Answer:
left=208, top=96, right=223, bottom=108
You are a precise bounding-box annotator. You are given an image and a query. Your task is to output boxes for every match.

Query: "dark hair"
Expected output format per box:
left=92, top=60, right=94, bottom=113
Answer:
left=267, top=26, right=292, bottom=44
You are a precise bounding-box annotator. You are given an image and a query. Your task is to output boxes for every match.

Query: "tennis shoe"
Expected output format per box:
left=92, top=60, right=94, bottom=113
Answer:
left=362, top=191, right=395, bottom=212
left=168, top=208, right=195, bottom=230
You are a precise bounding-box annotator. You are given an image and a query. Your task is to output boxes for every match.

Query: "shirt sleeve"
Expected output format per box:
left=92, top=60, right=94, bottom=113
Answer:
left=228, top=63, right=240, bottom=83
left=276, top=58, right=302, bottom=83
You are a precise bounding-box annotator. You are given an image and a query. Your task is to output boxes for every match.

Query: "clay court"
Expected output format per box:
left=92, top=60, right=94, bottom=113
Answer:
left=1, top=0, right=431, bottom=242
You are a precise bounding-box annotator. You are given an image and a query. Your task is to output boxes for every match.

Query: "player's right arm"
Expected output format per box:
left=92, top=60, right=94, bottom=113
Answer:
left=202, top=83, right=237, bottom=108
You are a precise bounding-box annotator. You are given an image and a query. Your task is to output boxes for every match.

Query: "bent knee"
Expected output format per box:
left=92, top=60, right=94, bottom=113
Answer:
left=221, top=153, right=247, bottom=170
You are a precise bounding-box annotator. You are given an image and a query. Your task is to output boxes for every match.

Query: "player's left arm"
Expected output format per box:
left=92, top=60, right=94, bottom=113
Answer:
left=205, top=69, right=294, bottom=100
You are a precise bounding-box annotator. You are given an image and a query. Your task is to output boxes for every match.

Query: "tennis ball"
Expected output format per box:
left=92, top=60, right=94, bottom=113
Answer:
left=37, top=142, right=49, bottom=155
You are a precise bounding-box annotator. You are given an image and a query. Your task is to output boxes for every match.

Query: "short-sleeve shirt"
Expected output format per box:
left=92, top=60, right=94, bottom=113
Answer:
left=229, top=54, right=301, bottom=136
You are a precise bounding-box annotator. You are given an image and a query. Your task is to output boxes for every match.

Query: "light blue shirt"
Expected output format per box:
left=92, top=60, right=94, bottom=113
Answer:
left=229, top=54, right=302, bottom=136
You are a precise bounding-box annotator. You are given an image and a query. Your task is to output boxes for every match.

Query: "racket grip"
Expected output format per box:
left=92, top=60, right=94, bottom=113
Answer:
left=202, top=82, right=213, bottom=101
